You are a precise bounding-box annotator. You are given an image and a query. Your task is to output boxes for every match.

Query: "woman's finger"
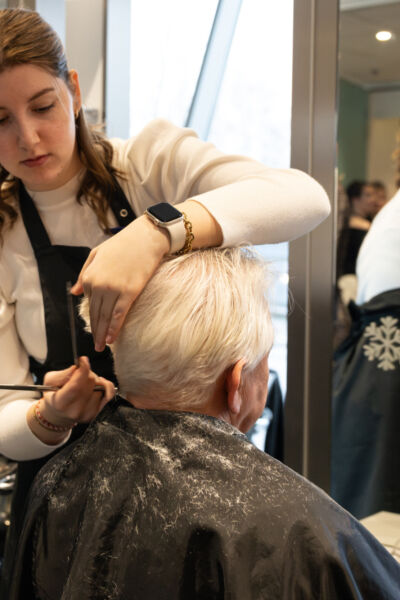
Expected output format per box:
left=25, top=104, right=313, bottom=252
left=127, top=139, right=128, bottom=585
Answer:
left=43, top=365, right=77, bottom=387
left=104, top=291, right=135, bottom=345
left=70, top=249, right=97, bottom=295
left=88, top=292, right=105, bottom=349
left=59, top=359, right=91, bottom=396
left=90, top=290, right=119, bottom=351
left=95, top=376, right=116, bottom=402
left=69, top=374, right=115, bottom=422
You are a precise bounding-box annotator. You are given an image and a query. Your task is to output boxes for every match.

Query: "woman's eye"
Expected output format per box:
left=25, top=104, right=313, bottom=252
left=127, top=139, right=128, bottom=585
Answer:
left=34, top=103, right=55, bottom=113
left=0, top=116, right=9, bottom=126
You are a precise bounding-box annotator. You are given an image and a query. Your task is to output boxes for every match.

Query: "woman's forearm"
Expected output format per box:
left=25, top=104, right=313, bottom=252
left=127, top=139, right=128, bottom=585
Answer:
left=26, top=401, right=71, bottom=446
left=187, top=172, right=331, bottom=247
left=173, top=199, right=223, bottom=250
left=0, top=400, right=71, bottom=460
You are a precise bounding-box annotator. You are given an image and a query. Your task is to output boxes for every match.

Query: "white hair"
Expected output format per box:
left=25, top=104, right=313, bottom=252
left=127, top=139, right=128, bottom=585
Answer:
left=80, top=247, right=274, bottom=409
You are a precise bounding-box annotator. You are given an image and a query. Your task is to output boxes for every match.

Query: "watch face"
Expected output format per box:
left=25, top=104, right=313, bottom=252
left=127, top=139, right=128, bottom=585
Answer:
left=147, top=203, right=182, bottom=223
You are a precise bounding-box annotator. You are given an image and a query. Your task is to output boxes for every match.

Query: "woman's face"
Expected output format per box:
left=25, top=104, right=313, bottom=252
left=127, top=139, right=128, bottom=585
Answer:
left=0, top=64, right=82, bottom=191
left=356, top=184, right=377, bottom=218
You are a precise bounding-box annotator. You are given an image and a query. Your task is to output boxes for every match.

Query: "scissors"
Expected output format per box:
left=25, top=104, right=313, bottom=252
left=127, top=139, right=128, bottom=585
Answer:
left=0, top=283, right=117, bottom=395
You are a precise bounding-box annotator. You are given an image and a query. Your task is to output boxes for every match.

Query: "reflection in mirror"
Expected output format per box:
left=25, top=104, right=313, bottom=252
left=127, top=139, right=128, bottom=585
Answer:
left=332, top=0, right=400, bottom=520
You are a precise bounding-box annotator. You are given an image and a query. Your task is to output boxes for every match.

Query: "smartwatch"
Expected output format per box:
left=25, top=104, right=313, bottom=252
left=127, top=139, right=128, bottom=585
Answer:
left=145, top=203, right=186, bottom=254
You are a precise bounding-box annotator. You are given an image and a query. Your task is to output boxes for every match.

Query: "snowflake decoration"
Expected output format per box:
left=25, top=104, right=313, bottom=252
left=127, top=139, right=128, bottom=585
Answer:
left=363, top=316, right=400, bottom=371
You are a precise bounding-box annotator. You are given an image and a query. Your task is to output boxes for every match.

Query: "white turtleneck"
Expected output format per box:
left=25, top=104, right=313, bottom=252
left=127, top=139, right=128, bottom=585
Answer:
left=356, top=189, right=400, bottom=304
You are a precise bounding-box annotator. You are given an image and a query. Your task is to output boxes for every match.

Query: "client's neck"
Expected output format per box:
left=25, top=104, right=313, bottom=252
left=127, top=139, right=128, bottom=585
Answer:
left=125, top=382, right=229, bottom=423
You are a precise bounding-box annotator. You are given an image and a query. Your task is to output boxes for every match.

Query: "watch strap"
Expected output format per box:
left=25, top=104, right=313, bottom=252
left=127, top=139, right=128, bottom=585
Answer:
left=167, top=218, right=187, bottom=254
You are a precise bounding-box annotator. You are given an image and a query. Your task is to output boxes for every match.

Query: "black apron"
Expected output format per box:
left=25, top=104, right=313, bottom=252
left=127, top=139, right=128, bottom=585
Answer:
left=331, top=288, right=400, bottom=519
left=0, top=178, right=136, bottom=595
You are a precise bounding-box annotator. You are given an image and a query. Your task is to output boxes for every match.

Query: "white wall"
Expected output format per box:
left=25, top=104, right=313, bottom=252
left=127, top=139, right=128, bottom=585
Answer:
left=367, top=117, right=399, bottom=198
left=367, top=90, right=400, bottom=197
left=369, top=89, right=400, bottom=119
left=65, top=0, right=104, bottom=124
left=36, top=0, right=65, bottom=45
left=105, top=0, right=131, bottom=138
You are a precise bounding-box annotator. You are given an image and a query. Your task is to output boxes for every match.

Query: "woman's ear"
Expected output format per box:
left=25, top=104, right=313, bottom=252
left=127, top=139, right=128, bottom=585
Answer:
left=69, top=69, right=82, bottom=116
left=225, top=359, right=246, bottom=418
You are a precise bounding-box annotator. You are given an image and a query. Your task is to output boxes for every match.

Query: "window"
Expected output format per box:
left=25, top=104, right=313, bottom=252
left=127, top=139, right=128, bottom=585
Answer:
left=129, top=0, right=218, bottom=133
left=207, top=1, right=293, bottom=397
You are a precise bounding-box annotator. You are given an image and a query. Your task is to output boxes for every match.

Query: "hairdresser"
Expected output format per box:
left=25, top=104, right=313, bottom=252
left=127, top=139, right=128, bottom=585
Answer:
left=0, top=6, right=329, bottom=555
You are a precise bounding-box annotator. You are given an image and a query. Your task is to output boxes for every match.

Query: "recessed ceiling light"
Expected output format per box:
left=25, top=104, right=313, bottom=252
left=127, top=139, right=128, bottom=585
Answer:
left=375, top=31, right=392, bottom=42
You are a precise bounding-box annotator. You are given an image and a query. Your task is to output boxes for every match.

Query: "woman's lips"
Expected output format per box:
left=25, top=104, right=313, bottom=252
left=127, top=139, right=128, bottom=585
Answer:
left=22, top=154, right=50, bottom=167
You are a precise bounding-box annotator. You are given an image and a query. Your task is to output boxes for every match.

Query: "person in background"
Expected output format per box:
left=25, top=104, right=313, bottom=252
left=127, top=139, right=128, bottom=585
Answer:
left=332, top=175, right=400, bottom=519
left=334, top=180, right=377, bottom=347
left=0, top=6, right=330, bottom=586
left=370, top=180, right=388, bottom=217
left=8, top=247, right=400, bottom=600
left=336, top=180, right=376, bottom=283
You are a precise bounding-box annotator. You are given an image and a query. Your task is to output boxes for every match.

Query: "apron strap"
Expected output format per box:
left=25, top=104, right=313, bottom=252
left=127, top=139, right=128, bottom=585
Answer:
left=19, top=183, right=52, bottom=254
left=19, top=176, right=137, bottom=254
left=108, top=177, right=137, bottom=227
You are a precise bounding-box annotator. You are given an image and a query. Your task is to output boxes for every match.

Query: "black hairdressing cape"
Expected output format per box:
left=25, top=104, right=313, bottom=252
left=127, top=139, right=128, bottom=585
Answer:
left=332, top=288, right=400, bottom=519
left=7, top=399, right=400, bottom=600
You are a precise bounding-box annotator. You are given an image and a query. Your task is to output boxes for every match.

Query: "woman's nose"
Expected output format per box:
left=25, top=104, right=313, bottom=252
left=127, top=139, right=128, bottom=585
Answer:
left=16, top=118, right=40, bottom=151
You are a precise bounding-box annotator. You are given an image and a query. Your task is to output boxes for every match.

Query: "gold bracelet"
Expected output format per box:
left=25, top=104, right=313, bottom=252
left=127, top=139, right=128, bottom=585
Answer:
left=176, top=212, right=194, bottom=255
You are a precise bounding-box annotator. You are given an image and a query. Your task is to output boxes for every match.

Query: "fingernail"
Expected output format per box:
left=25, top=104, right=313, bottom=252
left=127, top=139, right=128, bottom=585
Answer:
left=105, top=334, right=113, bottom=344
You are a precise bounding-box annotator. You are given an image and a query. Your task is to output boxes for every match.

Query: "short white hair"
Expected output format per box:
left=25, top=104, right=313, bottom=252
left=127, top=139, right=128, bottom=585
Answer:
left=80, top=247, right=273, bottom=409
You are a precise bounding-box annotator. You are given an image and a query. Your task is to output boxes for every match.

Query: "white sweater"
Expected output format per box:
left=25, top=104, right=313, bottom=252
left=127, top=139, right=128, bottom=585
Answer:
left=0, top=119, right=330, bottom=460
left=356, top=188, right=400, bottom=304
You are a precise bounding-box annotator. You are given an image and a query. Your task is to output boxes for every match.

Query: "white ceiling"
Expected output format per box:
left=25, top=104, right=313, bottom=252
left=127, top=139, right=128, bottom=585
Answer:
left=339, top=1, right=400, bottom=88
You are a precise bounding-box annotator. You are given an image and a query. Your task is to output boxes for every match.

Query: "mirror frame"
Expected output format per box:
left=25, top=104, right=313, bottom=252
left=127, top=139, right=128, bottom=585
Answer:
left=285, top=0, right=339, bottom=492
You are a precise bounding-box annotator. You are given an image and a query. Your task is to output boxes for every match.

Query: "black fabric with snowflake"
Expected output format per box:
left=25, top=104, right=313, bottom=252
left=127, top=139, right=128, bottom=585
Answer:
left=332, top=288, right=400, bottom=519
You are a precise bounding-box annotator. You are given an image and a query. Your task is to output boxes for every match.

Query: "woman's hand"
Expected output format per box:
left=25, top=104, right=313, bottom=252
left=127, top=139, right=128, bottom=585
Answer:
left=70, top=201, right=222, bottom=352
left=42, top=356, right=115, bottom=423
left=70, top=215, right=170, bottom=352
left=27, top=357, right=115, bottom=445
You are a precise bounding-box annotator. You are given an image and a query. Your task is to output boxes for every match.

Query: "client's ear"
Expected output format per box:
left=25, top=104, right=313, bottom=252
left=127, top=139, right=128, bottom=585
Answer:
left=225, top=359, right=246, bottom=420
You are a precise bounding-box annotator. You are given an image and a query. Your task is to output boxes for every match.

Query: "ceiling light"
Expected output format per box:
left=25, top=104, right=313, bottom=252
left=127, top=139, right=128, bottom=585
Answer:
left=375, top=31, right=392, bottom=42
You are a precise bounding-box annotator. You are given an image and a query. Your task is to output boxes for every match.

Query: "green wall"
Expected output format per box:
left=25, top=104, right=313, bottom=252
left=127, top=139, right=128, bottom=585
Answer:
left=337, top=79, right=369, bottom=188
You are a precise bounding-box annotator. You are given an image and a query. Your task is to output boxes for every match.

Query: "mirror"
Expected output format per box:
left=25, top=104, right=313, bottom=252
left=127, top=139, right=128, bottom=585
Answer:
left=332, top=0, right=400, bottom=519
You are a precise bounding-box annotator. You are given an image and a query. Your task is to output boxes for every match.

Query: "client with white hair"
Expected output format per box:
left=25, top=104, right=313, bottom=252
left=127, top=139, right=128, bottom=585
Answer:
left=9, top=248, right=400, bottom=599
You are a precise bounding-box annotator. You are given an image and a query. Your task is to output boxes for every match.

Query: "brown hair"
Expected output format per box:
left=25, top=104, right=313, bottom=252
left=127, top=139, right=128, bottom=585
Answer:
left=0, top=8, right=123, bottom=242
